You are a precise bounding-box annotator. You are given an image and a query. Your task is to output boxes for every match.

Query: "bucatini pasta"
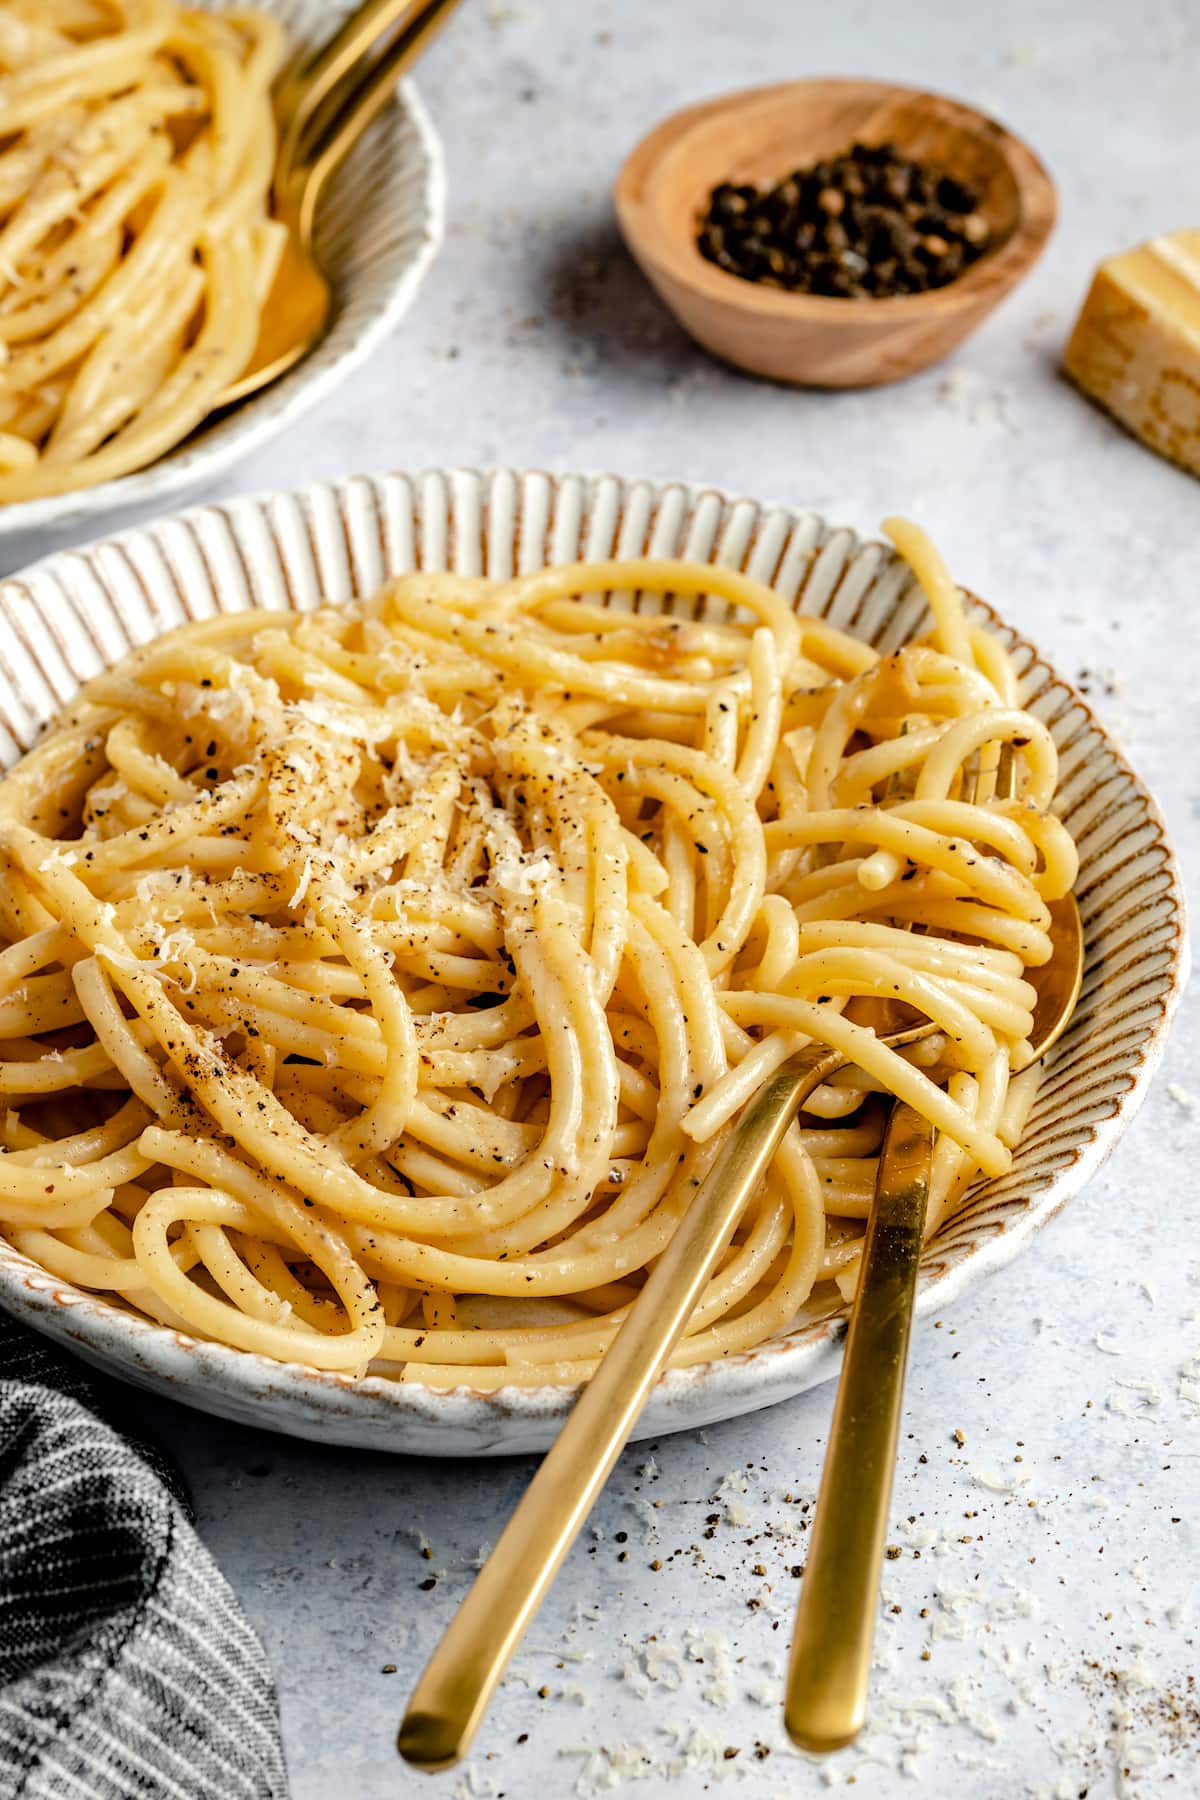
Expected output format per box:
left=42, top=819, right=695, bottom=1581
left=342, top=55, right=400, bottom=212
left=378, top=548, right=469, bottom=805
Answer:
left=0, top=0, right=284, bottom=501
left=0, top=521, right=1078, bottom=1385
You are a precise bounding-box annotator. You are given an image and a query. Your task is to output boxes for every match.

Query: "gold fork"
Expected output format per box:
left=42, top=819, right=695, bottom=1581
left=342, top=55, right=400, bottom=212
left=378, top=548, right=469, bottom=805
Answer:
left=398, top=760, right=1083, bottom=1770
left=397, top=1027, right=935, bottom=1770
left=784, top=748, right=1082, bottom=1751
left=219, top=0, right=463, bottom=408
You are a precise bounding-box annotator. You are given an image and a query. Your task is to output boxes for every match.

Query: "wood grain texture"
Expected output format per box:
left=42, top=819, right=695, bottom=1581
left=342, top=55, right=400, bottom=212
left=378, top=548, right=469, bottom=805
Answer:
left=615, top=78, right=1057, bottom=388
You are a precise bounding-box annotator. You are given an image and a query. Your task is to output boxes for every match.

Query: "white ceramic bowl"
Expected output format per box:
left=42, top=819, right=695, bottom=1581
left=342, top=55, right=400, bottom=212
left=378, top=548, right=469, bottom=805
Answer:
left=0, top=469, right=1188, bottom=1455
left=0, top=0, right=444, bottom=540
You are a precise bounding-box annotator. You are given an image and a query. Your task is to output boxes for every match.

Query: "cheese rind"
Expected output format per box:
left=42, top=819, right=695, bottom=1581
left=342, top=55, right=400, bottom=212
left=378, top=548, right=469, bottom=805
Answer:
left=1063, top=230, right=1200, bottom=479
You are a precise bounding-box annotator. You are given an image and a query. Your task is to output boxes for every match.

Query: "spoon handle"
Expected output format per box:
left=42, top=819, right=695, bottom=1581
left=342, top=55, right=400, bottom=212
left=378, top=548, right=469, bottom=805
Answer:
left=397, top=1042, right=841, bottom=1771
left=785, top=1101, right=933, bottom=1753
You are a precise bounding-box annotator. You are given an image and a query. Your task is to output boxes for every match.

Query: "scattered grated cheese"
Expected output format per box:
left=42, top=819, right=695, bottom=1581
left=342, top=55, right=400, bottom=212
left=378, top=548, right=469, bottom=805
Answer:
left=1178, top=1359, right=1200, bottom=1418
left=485, top=1, right=541, bottom=25
left=892, top=1694, right=954, bottom=1723
left=289, top=854, right=315, bottom=909
left=973, top=1466, right=1032, bottom=1493
left=452, top=1767, right=498, bottom=1800
left=948, top=1673, right=1002, bottom=1742
left=524, top=1643, right=592, bottom=1665
left=38, top=845, right=78, bottom=871
left=680, top=1626, right=738, bottom=1709
left=628, top=1496, right=658, bottom=1543
left=1107, top=1378, right=1166, bottom=1418
left=397, top=1525, right=433, bottom=1559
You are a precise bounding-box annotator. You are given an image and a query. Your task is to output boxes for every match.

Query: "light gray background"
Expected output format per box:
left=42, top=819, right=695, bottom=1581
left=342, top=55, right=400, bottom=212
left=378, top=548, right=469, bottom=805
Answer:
left=6, top=1, right=1199, bottom=1795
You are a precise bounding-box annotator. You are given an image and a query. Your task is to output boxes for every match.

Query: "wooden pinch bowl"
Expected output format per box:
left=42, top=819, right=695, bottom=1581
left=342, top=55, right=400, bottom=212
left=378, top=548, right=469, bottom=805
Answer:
left=614, top=78, right=1057, bottom=388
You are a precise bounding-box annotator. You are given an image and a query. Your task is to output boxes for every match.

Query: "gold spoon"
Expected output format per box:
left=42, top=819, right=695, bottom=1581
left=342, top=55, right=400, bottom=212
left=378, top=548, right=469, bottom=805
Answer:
left=784, top=890, right=1082, bottom=1755
left=218, top=0, right=463, bottom=409
left=396, top=891, right=1082, bottom=1772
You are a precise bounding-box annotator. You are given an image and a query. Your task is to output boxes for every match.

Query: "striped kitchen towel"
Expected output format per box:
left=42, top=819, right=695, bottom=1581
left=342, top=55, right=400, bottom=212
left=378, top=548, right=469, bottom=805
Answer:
left=0, top=1316, right=287, bottom=1798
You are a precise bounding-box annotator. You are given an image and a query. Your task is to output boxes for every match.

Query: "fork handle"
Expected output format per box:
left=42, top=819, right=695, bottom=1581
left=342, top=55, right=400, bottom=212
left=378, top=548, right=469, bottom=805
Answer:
left=277, top=0, right=427, bottom=175
left=785, top=1101, right=933, bottom=1752
left=397, top=1042, right=842, bottom=1771
left=286, top=0, right=462, bottom=239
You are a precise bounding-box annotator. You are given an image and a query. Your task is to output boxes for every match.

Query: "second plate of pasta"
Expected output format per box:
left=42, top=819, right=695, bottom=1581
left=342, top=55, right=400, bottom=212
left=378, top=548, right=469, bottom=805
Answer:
left=0, top=469, right=1185, bottom=1453
left=0, top=0, right=444, bottom=535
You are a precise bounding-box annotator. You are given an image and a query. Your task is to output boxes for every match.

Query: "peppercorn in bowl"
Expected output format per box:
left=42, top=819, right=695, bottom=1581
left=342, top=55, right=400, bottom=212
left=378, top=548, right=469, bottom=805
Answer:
left=615, top=77, right=1056, bottom=387
left=697, top=140, right=993, bottom=300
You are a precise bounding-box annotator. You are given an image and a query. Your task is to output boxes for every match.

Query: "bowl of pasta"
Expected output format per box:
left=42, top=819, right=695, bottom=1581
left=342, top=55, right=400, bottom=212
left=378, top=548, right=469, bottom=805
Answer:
left=0, top=0, right=444, bottom=535
left=0, top=468, right=1186, bottom=1454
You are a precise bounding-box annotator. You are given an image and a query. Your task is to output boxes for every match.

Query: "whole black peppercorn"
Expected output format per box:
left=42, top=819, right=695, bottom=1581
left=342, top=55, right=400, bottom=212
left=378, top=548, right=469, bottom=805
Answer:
left=697, top=141, right=992, bottom=299
left=936, top=172, right=976, bottom=213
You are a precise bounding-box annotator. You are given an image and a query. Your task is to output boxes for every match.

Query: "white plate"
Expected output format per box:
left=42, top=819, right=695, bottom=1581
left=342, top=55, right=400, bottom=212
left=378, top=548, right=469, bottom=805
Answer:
left=0, top=0, right=444, bottom=539
left=0, top=469, right=1188, bottom=1455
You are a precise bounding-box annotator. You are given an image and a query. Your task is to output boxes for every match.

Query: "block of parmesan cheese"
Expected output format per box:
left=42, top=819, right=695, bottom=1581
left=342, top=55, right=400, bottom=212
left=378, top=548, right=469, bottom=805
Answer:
left=1063, top=229, right=1200, bottom=478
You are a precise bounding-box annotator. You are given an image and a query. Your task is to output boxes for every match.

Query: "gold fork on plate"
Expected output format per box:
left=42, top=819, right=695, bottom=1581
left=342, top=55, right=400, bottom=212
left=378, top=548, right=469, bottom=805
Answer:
left=398, top=751, right=1083, bottom=1770
left=785, top=745, right=1082, bottom=1751
left=219, top=0, right=463, bottom=408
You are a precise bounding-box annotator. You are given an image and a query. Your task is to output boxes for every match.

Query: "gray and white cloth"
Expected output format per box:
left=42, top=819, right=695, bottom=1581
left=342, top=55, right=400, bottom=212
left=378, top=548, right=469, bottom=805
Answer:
left=0, top=1317, right=287, bottom=1799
